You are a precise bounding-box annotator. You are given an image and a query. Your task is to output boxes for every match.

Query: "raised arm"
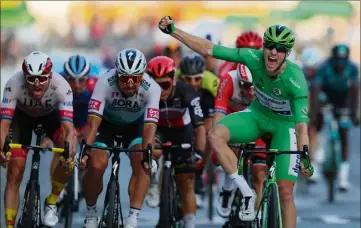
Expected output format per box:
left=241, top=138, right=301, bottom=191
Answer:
left=159, top=16, right=248, bottom=63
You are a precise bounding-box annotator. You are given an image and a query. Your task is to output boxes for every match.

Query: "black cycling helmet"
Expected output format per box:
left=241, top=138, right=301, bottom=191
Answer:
left=332, top=44, right=350, bottom=60
left=179, top=53, right=205, bottom=76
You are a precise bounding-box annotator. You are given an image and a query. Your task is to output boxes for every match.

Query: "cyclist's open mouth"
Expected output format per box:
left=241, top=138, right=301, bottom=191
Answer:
left=266, top=56, right=278, bottom=70
left=33, top=87, right=43, bottom=97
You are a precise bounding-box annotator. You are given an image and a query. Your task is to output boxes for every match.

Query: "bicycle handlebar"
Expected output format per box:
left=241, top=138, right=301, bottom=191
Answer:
left=81, top=143, right=152, bottom=153
left=8, top=143, right=65, bottom=153
left=241, top=145, right=312, bottom=168
left=78, top=139, right=153, bottom=167
left=155, top=142, right=192, bottom=150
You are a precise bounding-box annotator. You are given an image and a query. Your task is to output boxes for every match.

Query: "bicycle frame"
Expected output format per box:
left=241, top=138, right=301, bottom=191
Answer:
left=255, top=154, right=282, bottom=228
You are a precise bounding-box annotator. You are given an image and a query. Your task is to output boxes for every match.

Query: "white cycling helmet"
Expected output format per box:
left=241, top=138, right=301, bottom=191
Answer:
left=22, top=51, right=53, bottom=76
left=236, top=63, right=253, bottom=84
left=300, top=47, right=321, bottom=68
left=115, top=48, right=147, bottom=75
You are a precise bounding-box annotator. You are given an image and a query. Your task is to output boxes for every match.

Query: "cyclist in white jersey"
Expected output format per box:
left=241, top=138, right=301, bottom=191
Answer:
left=0, top=51, right=76, bottom=228
left=80, top=49, right=161, bottom=228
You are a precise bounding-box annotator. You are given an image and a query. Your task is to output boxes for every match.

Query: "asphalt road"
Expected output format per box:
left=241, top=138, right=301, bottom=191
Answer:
left=1, top=126, right=360, bottom=228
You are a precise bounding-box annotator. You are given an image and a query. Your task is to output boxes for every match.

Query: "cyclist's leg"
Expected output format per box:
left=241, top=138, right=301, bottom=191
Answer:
left=209, top=109, right=261, bottom=185
left=145, top=130, right=164, bottom=208
left=270, top=121, right=299, bottom=228
left=125, top=118, right=150, bottom=227
left=208, top=108, right=262, bottom=220
left=170, top=125, right=197, bottom=227
left=82, top=119, right=112, bottom=225
left=335, top=106, right=353, bottom=190
left=42, top=111, right=77, bottom=226
left=5, top=109, right=34, bottom=228
left=251, top=138, right=268, bottom=209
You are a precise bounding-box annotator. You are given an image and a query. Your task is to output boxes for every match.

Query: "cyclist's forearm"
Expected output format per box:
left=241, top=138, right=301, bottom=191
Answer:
left=62, top=121, right=75, bottom=147
left=0, top=119, right=11, bottom=151
left=295, top=123, right=309, bottom=151
left=195, top=125, right=206, bottom=153
left=84, top=116, right=101, bottom=145
left=204, top=117, right=214, bottom=134
left=142, top=123, right=157, bottom=152
left=171, top=28, right=213, bottom=56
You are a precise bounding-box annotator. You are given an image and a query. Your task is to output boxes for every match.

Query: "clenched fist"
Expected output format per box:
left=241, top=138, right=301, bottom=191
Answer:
left=158, top=16, right=176, bottom=34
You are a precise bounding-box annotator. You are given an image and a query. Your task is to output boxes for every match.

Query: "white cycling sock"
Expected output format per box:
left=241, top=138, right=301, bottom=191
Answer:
left=86, top=204, right=97, bottom=217
left=223, top=175, right=237, bottom=191
left=183, top=213, right=196, bottom=228
left=126, top=207, right=140, bottom=226
left=228, top=172, right=253, bottom=197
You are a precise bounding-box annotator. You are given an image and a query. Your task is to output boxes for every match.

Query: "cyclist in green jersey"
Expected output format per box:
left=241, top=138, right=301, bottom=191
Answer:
left=158, top=16, right=314, bottom=227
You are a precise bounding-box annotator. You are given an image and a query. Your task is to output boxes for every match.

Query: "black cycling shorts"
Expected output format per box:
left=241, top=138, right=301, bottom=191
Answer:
left=156, top=124, right=195, bottom=174
left=94, top=117, right=143, bottom=154
left=10, top=108, right=61, bottom=158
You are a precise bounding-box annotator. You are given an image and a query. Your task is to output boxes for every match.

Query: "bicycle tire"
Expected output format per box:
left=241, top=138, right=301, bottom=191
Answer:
left=207, top=163, right=215, bottom=221
left=26, top=181, right=37, bottom=228
left=105, top=180, right=119, bottom=228
left=159, top=166, right=175, bottom=227
left=328, top=140, right=337, bottom=202
left=63, top=176, right=74, bottom=228
left=267, top=183, right=279, bottom=228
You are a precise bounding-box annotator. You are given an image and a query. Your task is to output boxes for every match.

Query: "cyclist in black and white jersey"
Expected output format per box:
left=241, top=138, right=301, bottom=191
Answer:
left=146, top=56, right=206, bottom=228
left=80, top=49, right=161, bottom=228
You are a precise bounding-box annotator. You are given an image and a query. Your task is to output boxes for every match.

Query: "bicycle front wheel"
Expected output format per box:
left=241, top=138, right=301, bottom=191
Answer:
left=266, top=183, right=280, bottom=228
left=207, top=163, right=215, bottom=221
left=159, top=166, right=176, bottom=227
left=105, top=181, right=119, bottom=228
left=63, top=176, right=74, bottom=228
left=18, top=181, right=41, bottom=228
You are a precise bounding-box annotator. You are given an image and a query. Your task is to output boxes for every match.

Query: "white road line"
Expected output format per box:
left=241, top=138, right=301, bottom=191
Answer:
left=320, top=215, right=350, bottom=224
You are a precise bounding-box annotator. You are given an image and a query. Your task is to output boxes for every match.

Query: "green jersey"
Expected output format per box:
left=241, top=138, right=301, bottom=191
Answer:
left=212, top=45, right=309, bottom=124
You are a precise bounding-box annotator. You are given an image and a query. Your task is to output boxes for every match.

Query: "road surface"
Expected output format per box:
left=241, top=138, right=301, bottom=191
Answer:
left=1, top=127, right=360, bottom=228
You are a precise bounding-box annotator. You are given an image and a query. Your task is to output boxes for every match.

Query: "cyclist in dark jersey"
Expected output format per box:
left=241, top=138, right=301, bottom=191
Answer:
left=179, top=53, right=215, bottom=208
left=311, top=44, right=359, bottom=191
left=146, top=56, right=206, bottom=228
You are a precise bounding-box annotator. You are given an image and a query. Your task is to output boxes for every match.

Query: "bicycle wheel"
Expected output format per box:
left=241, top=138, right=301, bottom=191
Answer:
left=159, top=166, right=176, bottom=227
left=105, top=181, right=119, bottom=228
left=18, top=181, right=40, bottom=228
left=63, top=176, right=74, bottom=228
left=207, top=163, right=215, bottom=221
left=324, top=140, right=338, bottom=202
left=266, top=183, right=280, bottom=228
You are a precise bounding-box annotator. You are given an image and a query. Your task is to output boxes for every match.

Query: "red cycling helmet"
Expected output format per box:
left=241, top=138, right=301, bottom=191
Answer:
left=147, top=56, right=176, bottom=78
left=236, top=31, right=263, bottom=49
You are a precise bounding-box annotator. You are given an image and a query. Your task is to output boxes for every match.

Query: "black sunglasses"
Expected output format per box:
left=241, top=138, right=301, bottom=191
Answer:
left=263, top=42, right=288, bottom=53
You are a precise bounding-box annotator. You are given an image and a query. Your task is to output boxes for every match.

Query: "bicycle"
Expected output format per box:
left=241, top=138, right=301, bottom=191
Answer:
left=155, top=141, right=192, bottom=228
left=78, top=136, right=153, bottom=228
left=321, top=104, right=343, bottom=202
left=3, top=124, right=68, bottom=228
left=239, top=145, right=311, bottom=228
